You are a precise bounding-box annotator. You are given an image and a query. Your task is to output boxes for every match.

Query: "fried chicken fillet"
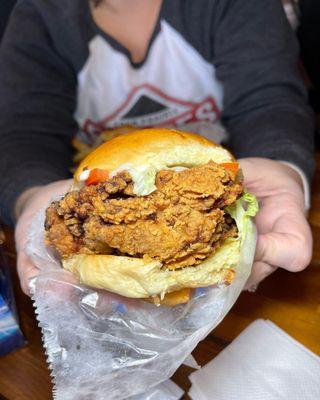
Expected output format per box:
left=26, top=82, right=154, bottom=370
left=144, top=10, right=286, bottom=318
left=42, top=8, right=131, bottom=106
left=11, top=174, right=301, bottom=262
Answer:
left=45, top=161, right=243, bottom=270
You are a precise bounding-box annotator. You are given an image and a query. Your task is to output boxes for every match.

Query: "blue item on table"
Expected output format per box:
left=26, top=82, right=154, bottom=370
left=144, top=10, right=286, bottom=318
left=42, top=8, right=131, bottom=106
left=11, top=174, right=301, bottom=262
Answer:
left=0, top=229, right=25, bottom=356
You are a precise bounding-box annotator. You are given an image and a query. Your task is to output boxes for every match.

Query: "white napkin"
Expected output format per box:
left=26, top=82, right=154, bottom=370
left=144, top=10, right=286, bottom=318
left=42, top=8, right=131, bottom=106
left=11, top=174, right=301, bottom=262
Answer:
left=189, top=319, right=320, bottom=400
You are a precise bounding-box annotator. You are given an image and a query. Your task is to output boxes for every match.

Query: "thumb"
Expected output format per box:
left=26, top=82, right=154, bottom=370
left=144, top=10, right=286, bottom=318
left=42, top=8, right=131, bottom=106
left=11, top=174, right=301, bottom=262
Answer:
left=255, top=218, right=312, bottom=272
left=244, top=261, right=277, bottom=291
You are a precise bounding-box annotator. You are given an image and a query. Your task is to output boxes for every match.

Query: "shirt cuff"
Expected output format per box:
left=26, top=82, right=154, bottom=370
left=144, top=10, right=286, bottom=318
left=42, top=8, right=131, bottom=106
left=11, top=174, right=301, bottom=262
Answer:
left=279, top=161, right=310, bottom=211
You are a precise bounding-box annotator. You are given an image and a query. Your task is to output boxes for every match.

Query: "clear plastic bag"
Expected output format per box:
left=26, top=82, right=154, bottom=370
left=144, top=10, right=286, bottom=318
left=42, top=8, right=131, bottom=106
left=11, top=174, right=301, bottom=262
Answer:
left=27, top=194, right=256, bottom=400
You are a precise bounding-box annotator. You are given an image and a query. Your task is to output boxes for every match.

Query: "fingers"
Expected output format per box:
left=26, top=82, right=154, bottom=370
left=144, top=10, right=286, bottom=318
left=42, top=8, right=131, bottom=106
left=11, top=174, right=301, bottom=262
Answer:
left=255, top=211, right=312, bottom=272
left=244, top=261, right=277, bottom=291
left=17, top=250, right=77, bottom=299
left=245, top=219, right=311, bottom=290
left=17, top=250, right=39, bottom=296
left=239, top=157, right=311, bottom=290
left=14, top=179, right=73, bottom=295
left=250, top=207, right=312, bottom=292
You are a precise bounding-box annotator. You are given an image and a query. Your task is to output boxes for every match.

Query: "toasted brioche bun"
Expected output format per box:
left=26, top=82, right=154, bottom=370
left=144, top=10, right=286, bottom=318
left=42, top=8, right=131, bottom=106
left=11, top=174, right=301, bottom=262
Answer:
left=74, top=128, right=233, bottom=196
left=62, top=238, right=239, bottom=304
left=65, top=128, right=239, bottom=306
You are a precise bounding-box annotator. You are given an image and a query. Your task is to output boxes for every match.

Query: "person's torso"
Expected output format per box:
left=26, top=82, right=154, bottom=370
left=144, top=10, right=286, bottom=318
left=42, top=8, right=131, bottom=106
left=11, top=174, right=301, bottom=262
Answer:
left=37, top=0, right=225, bottom=145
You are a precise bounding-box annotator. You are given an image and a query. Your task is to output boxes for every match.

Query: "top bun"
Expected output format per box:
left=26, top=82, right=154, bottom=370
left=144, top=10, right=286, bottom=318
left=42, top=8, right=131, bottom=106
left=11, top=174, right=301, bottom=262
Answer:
left=74, top=128, right=234, bottom=195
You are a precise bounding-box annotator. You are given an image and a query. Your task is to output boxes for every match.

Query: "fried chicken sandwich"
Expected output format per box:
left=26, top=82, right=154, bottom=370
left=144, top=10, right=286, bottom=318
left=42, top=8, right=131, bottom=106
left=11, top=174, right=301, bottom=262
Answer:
left=45, top=128, right=257, bottom=305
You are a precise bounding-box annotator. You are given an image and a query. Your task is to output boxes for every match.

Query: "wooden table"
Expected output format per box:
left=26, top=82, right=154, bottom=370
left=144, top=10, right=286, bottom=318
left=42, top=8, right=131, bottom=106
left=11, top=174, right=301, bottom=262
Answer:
left=1, top=156, right=320, bottom=400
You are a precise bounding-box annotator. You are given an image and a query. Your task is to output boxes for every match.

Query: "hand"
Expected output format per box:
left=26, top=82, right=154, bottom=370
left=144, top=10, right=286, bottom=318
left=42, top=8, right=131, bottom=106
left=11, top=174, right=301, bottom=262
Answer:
left=239, top=158, right=312, bottom=290
left=15, top=180, right=72, bottom=295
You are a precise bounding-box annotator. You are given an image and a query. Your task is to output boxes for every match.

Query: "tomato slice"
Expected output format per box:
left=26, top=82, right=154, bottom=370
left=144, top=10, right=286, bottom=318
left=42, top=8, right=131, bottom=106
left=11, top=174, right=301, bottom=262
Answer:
left=220, top=162, right=239, bottom=174
left=85, top=168, right=109, bottom=185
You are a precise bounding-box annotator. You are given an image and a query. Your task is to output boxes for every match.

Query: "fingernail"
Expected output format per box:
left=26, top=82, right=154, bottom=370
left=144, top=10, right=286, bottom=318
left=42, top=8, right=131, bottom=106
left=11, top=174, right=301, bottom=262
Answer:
left=247, top=284, right=259, bottom=292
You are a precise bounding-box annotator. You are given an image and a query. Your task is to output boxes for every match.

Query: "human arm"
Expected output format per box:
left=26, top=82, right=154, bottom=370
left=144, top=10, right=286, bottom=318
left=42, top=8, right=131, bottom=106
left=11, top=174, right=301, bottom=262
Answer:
left=0, top=1, right=78, bottom=294
left=213, top=0, right=314, bottom=180
left=0, top=0, right=78, bottom=227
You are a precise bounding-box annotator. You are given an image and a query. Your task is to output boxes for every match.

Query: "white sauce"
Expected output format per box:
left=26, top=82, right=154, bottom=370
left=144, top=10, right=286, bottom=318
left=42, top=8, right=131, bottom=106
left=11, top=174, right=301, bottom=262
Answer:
left=78, top=169, right=91, bottom=181
left=77, top=165, right=189, bottom=195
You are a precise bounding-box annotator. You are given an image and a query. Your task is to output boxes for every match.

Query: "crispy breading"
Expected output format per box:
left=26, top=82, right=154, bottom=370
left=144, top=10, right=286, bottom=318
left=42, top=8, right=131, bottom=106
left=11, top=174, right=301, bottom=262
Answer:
left=83, top=207, right=226, bottom=269
left=46, top=201, right=113, bottom=257
left=45, top=202, right=83, bottom=256
left=45, top=162, right=242, bottom=268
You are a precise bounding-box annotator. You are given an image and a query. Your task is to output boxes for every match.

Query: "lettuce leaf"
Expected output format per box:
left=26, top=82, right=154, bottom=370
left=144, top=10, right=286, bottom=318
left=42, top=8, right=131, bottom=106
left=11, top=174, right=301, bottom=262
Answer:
left=225, top=191, right=259, bottom=243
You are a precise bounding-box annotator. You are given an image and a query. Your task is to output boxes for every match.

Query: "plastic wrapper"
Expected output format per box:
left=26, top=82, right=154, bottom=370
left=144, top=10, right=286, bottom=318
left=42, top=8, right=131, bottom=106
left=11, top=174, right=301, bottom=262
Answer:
left=26, top=193, right=257, bottom=400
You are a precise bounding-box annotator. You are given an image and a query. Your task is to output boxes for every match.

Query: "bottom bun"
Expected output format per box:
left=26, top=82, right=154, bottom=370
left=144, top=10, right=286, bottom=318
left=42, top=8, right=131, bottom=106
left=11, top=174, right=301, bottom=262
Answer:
left=146, top=288, right=192, bottom=306
left=62, top=237, right=240, bottom=301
